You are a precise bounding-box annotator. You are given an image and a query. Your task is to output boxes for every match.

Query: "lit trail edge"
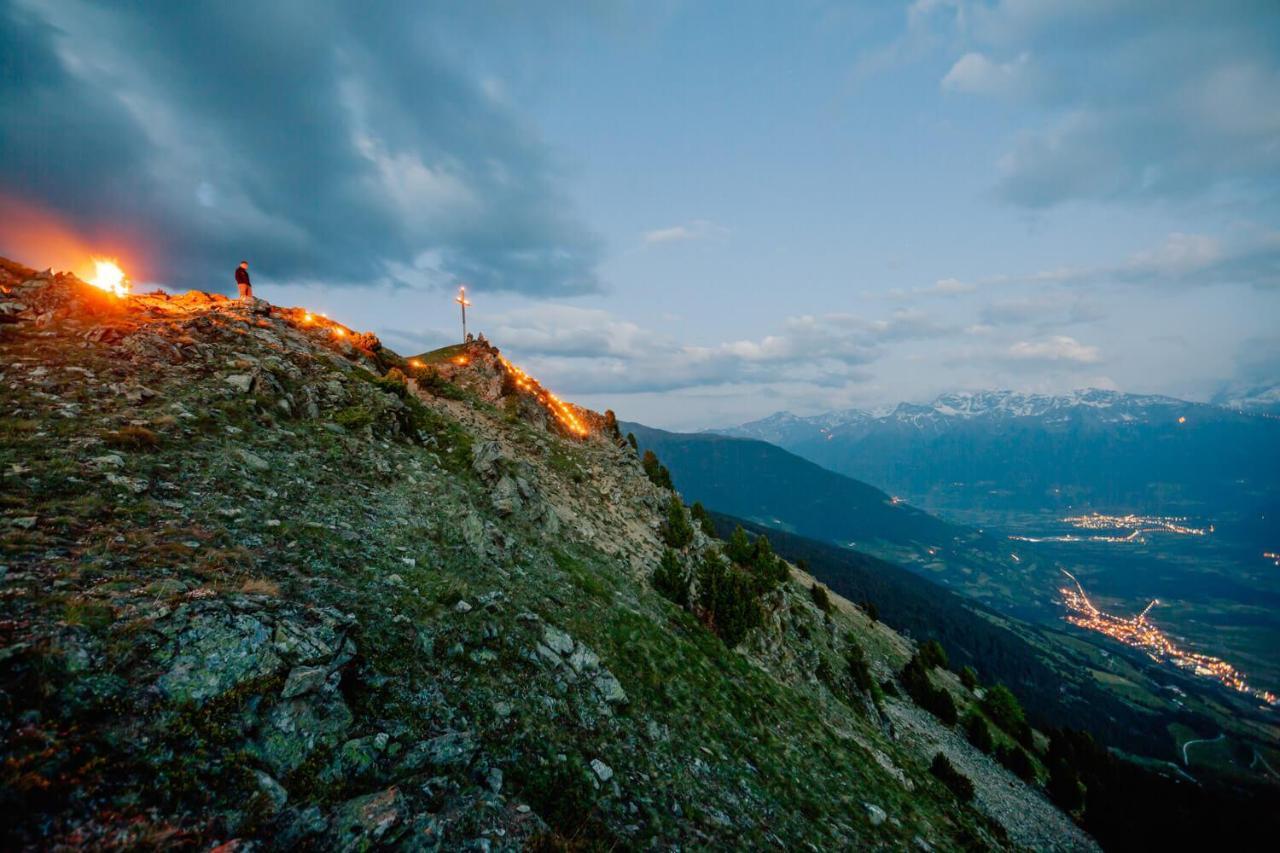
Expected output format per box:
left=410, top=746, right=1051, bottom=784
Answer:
left=1058, top=570, right=1277, bottom=707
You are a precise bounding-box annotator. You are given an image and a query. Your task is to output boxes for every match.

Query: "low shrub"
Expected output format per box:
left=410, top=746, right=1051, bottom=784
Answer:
left=930, top=753, right=975, bottom=802
left=963, top=712, right=995, bottom=754
left=996, top=743, right=1036, bottom=782
left=919, top=639, right=949, bottom=671
left=809, top=583, right=832, bottom=614
left=104, top=425, right=160, bottom=450
left=845, top=640, right=874, bottom=694
left=900, top=654, right=958, bottom=725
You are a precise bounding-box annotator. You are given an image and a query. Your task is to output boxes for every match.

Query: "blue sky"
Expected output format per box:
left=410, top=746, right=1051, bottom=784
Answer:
left=2, top=1, right=1278, bottom=428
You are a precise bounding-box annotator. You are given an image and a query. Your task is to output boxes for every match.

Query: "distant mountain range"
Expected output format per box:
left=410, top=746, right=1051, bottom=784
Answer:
left=1212, top=382, right=1280, bottom=417
left=708, top=388, right=1280, bottom=527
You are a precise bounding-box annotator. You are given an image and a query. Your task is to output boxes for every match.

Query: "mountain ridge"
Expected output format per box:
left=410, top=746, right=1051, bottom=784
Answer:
left=0, top=257, right=1090, bottom=849
left=712, top=387, right=1260, bottom=446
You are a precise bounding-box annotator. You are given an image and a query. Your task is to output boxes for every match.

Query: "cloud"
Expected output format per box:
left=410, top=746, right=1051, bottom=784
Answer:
left=642, top=219, right=729, bottom=246
left=979, top=292, right=1103, bottom=328
left=0, top=0, right=602, bottom=295
left=941, top=51, right=1032, bottom=98
left=977, top=229, right=1280, bottom=291
left=926, top=277, right=976, bottom=295
left=1006, top=335, right=1100, bottom=364
left=935, top=2, right=1280, bottom=208
left=484, top=305, right=953, bottom=396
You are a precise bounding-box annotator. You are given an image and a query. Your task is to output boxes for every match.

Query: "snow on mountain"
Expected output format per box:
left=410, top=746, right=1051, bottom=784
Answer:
left=1212, top=382, right=1280, bottom=417
left=715, top=388, right=1223, bottom=442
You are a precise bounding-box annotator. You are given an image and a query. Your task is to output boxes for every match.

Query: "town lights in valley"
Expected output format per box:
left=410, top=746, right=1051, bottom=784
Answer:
left=1059, top=570, right=1278, bottom=706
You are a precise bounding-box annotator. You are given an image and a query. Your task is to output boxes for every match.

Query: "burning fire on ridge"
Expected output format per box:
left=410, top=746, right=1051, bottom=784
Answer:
left=497, top=354, right=589, bottom=437
left=87, top=258, right=129, bottom=297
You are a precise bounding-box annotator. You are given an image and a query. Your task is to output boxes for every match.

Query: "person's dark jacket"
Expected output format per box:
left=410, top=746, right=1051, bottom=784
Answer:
left=235, top=266, right=251, bottom=286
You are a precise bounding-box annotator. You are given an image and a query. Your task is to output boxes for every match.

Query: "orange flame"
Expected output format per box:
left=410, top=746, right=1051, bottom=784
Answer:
left=87, top=258, right=129, bottom=297
left=497, top=355, right=589, bottom=437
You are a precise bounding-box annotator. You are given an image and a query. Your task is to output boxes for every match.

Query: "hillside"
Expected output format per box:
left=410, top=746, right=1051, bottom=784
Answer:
left=0, top=260, right=1094, bottom=850
left=623, top=421, right=1051, bottom=617
left=624, top=421, right=1280, bottom=795
left=723, top=513, right=1280, bottom=848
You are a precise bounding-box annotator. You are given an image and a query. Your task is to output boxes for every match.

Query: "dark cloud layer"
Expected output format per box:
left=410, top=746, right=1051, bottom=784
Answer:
left=0, top=0, right=601, bottom=294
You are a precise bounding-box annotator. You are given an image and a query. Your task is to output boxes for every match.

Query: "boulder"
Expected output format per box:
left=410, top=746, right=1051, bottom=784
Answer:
left=329, top=786, right=407, bottom=850
left=251, top=688, right=354, bottom=775
left=471, top=441, right=504, bottom=479
left=281, top=665, right=329, bottom=699
left=154, top=611, right=282, bottom=706
left=225, top=373, right=255, bottom=393
left=590, top=759, right=614, bottom=783
left=399, top=730, right=477, bottom=774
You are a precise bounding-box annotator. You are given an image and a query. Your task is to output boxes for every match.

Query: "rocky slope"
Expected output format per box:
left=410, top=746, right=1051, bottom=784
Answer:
left=0, top=258, right=1094, bottom=850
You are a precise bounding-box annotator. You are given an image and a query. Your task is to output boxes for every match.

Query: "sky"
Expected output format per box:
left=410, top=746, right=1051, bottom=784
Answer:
left=2, top=0, right=1278, bottom=430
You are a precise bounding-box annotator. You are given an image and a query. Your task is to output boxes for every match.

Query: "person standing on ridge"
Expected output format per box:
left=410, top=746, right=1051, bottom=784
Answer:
left=235, top=260, right=253, bottom=301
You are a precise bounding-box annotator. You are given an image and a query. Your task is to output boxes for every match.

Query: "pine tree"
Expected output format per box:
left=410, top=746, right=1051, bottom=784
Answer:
left=652, top=549, right=691, bottom=608
left=641, top=449, right=674, bottom=490
left=689, top=501, right=716, bottom=537
left=661, top=495, right=694, bottom=549
left=982, top=683, right=1026, bottom=736
left=725, top=526, right=754, bottom=565
left=697, top=556, right=762, bottom=648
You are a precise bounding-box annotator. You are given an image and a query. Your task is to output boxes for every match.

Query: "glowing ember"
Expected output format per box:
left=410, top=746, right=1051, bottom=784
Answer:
left=87, top=258, right=129, bottom=297
left=497, top=355, right=589, bottom=437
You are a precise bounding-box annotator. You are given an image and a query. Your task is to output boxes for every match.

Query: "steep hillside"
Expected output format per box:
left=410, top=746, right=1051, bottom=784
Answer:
left=624, top=421, right=1051, bottom=617
left=0, top=261, right=1093, bottom=850
left=723, top=514, right=1280, bottom=849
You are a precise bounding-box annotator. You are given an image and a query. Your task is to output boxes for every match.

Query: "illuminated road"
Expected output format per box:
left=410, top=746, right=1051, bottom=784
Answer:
left=1181, top=732, right=1224, bottom=766
left=1058, top=570, right=1278, bottom=708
